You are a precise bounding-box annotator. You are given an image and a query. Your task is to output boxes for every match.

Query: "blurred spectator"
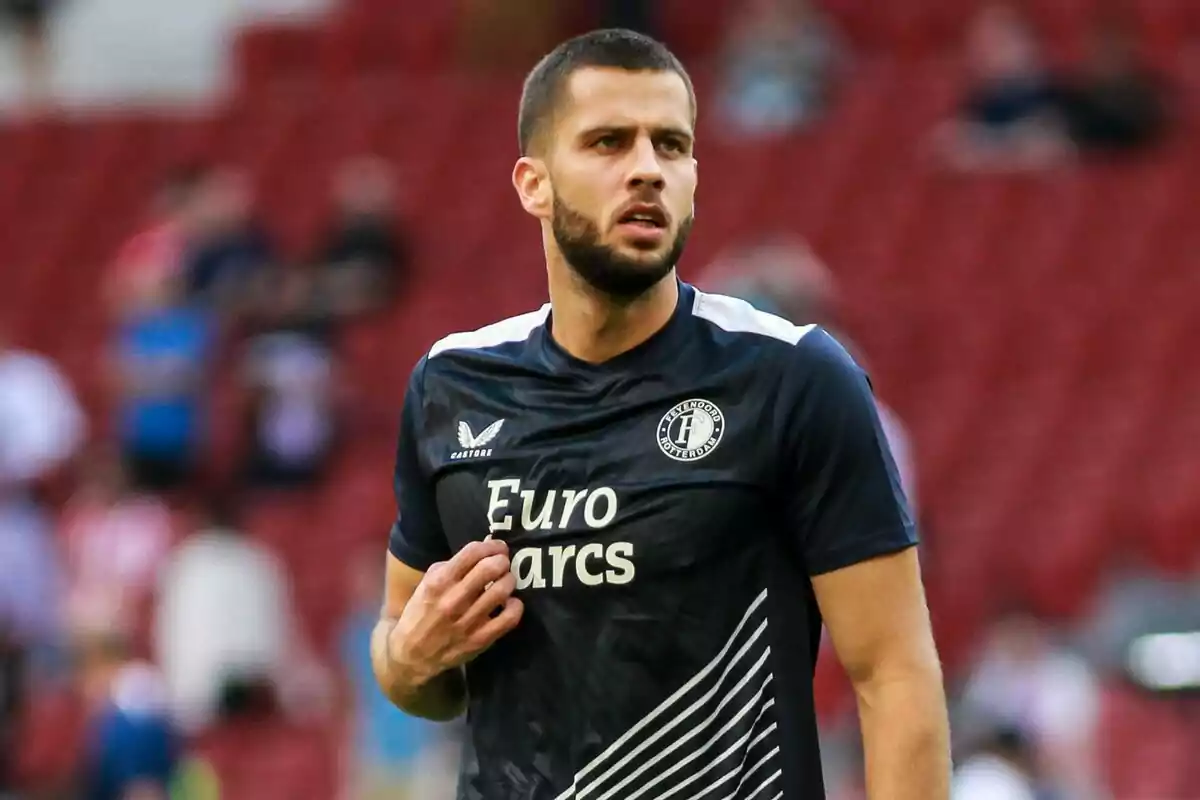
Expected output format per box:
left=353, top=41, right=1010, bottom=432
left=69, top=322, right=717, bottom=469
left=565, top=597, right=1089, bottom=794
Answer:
left=241, top=268, right=340, bottom=491
left=1, top=0, right=56, bottom=114
left=952, top=726, right=1038, bottom=800
left=0, top=496, right=63, bottom=793
left=153, top=498, right=324, bottom=733
left=341, top=547, right=445, bottom=800
left=933, top=2, right=1070, bottom=172
left=60, top=451, right=177, bottom=642
left=716, top=0, right=844, bottom=138
left=695, top=237, right=917, bottom=510
left=957, top=613, right=1103, bottom=799
left=316, top=156, right=409, bottom=319
left=1056, top=16, right=1169, bottom=154
left=183, top=167, right=277, bottom=319
left=0, top=333, right=85, bottom=491
left=107, top=167, right=210, bottom=321
left=76, top=630, right=181, bottom=800
left=111, top=273, right=214, bottom=494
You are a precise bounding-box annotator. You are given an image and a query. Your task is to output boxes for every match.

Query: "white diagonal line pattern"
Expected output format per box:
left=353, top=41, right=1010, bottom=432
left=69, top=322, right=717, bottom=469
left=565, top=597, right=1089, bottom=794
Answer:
left=555, top=589, right=780, bottom=800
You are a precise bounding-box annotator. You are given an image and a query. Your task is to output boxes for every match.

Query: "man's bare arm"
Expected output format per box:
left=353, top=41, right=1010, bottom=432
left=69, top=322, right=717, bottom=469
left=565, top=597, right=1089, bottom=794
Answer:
left=371, top=544, right=522, bottom=721
left=370, top=555, right=467, bottom=721
left=813, top=548, right=950, bottom=800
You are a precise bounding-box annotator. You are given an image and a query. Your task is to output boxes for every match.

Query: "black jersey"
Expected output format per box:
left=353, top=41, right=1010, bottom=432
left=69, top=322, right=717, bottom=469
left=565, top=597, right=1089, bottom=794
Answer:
left=389, top=281, right=917, bottom=799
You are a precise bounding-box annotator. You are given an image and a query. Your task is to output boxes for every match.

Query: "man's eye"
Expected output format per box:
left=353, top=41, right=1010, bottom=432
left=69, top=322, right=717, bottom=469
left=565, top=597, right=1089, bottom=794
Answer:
left=593, top=136, right=619, bottom=150
left=659, top=139, right=685, bottom=153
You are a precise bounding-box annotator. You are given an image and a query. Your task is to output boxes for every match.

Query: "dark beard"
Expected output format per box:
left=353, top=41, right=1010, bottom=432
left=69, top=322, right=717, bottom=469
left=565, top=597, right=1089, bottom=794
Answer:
left=552, top=196, right=693, bottom=302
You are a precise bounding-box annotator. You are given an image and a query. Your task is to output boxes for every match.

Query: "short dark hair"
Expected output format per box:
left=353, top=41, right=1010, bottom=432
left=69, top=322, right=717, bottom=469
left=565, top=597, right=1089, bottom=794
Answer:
left=518, top=28, right=695, bottom=156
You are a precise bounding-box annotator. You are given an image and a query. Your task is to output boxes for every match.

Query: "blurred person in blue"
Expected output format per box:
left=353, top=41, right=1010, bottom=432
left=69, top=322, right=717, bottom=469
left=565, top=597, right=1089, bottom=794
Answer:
left=716, top=0, right=845, bottom=137
left=182, top=167, right=278, bottom=320
left=76, top=628, right=180, bottom=800
left=112, top=269, right=214, bottom=494
left=932, top=1, right=1071, bottom=172
left=342, top=545, right=451, bottom=800
left=316, top=156, right=410, bottom=319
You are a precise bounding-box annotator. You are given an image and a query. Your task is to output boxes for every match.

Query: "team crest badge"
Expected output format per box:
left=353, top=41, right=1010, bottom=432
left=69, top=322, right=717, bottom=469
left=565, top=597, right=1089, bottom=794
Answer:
left=657, top=399, right=725, bottom=462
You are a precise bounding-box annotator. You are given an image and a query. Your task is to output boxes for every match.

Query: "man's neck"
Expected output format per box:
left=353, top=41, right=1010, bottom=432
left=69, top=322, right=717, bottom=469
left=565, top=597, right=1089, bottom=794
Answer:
left=547, top=263, right=679, bottom=365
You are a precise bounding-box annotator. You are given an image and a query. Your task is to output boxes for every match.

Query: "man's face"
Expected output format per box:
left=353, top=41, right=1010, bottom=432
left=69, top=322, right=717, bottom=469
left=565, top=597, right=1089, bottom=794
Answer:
left=543, top=67, right=697, bottom=300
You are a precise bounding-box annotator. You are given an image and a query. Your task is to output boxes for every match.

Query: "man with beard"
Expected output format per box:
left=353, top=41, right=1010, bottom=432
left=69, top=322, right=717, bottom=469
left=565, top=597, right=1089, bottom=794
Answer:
left=372, top=29, right=950, bottom=800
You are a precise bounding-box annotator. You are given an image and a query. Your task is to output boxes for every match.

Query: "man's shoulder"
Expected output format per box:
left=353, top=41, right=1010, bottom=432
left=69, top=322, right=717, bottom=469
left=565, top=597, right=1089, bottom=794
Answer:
left=427, top=304, right=550, bottom=361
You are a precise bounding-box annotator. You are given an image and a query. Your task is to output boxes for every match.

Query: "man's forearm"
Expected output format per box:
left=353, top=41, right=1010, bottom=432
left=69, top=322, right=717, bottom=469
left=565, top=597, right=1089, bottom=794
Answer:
left=855, top=668, right=951, bottom=800
left=370, top=618, right=467, bottom=721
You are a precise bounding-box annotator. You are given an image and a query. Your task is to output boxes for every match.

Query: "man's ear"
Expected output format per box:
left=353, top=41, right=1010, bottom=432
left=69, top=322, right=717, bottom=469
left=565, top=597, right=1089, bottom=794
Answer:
left=513, top=157, right=552, bottom=220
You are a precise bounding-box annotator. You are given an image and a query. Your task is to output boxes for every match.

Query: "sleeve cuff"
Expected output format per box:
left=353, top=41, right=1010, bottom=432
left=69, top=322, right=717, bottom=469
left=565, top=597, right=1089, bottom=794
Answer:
left=806, top=525, right=919, bottom=576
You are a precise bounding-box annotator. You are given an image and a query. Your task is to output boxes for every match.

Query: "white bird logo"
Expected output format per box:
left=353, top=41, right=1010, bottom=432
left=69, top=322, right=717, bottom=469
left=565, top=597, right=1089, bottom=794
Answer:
left=457, top=419, right=505, bottom=449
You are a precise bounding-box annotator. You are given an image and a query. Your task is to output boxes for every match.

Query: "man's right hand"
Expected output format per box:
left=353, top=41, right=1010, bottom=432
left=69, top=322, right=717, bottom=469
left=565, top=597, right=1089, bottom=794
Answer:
left=387, top=538, right=524, bottom=687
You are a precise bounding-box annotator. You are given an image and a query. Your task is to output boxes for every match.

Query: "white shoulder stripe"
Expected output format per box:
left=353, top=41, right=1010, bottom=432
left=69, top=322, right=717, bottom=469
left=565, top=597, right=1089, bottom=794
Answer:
left=691, top=290, right=815, bottom=345
left=428, top=304, right=551, bottom=358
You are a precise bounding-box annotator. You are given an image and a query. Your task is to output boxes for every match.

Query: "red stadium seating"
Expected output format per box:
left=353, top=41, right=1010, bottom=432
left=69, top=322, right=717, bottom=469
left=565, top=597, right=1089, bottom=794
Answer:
left=1, top=2, right=1197, bottom=792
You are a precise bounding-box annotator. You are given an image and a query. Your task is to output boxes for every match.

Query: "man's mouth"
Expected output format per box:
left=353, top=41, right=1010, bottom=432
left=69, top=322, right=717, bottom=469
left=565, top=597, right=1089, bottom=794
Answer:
left=617, top=204, right=667, bottom=229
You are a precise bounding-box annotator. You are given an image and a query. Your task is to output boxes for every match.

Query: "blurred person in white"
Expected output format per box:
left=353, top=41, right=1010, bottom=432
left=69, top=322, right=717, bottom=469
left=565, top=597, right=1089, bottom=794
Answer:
left=241, top=267, right=340, bottom=491
left=182, top=167, right=278, bottom=320
left=0, top=0, right=56, bottom=114
left=153, top=496, right=327, bottom=733
left=316, top=156, right=409, bottom=319
left=696, top=236, right=918, bottom=510
left=111, top=268, right=214, bottom=494
left=60, top=450, right=177, bottom=642
left=0, top=328, right=81, bottom=792
left=74, top=627, right=181, bottom=800
left=716, top=0, right=845, bottom=138
left=932, top=2, right=1071, bottom=172
left=342, top=545, right=455, bottom=800
left=959, top=613, right=1104, bottom=800
left=952, top=726, right=1038, bottom=800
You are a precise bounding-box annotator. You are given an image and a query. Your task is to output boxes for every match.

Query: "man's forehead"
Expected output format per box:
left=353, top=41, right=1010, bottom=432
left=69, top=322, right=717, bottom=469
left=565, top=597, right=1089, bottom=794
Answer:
left=560, top=67, right=693, bottom=132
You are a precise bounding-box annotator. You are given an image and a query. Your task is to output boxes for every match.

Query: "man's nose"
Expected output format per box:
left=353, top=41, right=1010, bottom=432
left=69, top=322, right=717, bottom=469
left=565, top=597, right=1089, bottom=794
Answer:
left=626, top=137, right=665, bottom=191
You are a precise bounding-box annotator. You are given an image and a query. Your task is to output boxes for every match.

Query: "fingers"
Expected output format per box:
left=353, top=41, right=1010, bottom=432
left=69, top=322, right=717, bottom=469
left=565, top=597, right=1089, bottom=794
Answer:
left=459, top=571, right=516, bottom=631
left=440, top=538, right=509, bottom=583
left=439, top=553, right=512, bottom=617
left=464, top=596, right=524, bottom=655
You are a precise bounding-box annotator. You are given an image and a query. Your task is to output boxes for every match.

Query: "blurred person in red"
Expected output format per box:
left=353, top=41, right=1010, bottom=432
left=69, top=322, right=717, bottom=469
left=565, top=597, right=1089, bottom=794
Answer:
left=716, top=0, right=845, bottom=138
left=958, top=613, right=1103, bottom=799
left=315, top=155, right=409, bottom=319
left=75, top=627, right=181, bottom=800
left=181, top=167, right=278, bottom=320
left=110, top=268, right=215, bottom=494
left=153, top=496, right=328, bottom=734
left=106, top=167, right=210, bottom=322
left=60, top=450, right=177, bottom=644
left=240, top=267, right=341, bottom=491
left=931, top=1, right=1071, bottom=172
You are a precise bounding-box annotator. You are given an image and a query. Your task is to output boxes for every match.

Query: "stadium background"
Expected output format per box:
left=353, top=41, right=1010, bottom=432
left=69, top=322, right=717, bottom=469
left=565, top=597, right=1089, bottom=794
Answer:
left=0, top=0, right=1196, bottom=797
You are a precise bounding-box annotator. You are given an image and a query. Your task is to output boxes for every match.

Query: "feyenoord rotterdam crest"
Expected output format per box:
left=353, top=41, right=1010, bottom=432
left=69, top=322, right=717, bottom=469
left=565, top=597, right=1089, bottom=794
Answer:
left=657, top=399, right=725, bottom=462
